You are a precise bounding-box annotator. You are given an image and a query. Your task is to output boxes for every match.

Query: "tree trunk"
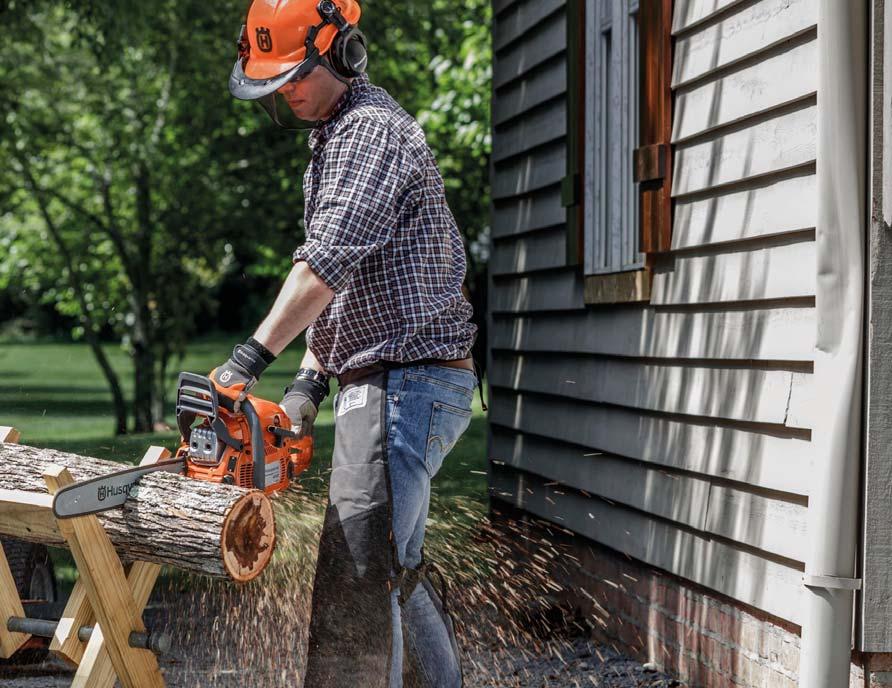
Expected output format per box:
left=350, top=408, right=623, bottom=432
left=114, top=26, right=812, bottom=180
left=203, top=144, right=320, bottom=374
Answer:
left=131, top=161, right=159, bottom=433
left=0, top=443, right=276, bottom=582
left=83, top=334, right=128, bottom=436
left=131, top=338, right=155, bottom=433
left=152, top=347, right=171, bottom=431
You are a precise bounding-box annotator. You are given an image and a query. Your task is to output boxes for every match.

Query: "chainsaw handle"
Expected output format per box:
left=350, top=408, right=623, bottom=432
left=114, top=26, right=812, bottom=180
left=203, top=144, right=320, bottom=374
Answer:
left=175, top=373, right=241, bottom=454
left=241, top=398, right=267, bottom=491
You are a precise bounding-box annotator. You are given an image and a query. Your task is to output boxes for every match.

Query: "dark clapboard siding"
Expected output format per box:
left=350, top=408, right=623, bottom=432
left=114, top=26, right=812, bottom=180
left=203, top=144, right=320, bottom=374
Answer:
left=488, top=0, right=817, bottom=625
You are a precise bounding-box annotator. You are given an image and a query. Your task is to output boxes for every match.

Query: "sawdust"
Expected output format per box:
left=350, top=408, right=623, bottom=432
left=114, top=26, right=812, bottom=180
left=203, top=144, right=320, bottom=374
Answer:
left=1, top=487, right=682, bottom=687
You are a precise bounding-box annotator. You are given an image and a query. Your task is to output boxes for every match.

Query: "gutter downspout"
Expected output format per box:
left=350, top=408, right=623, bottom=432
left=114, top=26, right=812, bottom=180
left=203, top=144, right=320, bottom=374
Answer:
left=799, top=1, right=868, bottom=686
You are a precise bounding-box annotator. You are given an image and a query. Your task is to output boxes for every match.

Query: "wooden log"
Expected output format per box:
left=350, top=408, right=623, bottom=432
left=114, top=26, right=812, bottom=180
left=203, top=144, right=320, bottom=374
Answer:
left=0, top=443, right=276, bottom=582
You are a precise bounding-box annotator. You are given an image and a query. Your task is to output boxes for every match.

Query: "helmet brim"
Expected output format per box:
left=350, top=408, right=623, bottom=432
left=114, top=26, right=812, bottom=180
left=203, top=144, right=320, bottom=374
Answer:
left=229, top=55, right=319, bottom=100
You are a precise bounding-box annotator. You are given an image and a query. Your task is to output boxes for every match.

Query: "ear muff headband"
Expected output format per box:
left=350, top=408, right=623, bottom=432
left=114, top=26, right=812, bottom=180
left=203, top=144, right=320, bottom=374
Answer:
left=315, top=0, right=368, bottom=78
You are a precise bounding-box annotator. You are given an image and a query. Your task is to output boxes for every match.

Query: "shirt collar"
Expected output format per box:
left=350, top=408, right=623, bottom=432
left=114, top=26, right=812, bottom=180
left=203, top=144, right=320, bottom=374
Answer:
left=309, top=73, right=372, bottom=150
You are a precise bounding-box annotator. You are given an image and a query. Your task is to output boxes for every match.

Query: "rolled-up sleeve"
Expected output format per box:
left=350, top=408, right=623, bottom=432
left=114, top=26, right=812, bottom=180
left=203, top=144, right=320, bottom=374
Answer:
left=293, top=118, right=416, bottom=292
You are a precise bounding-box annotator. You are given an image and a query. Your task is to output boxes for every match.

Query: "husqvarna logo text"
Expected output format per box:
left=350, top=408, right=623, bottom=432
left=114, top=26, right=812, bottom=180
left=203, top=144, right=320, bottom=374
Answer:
left=98, top=483, right=132, bottom=502
left=256, top=27, right=273, bottom=52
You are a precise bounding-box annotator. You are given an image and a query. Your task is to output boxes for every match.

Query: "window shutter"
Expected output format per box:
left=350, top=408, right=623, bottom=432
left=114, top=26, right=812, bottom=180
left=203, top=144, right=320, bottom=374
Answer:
left=564, top=0, right=585, bottom=266
left=635, top=0, right=673, bottom=254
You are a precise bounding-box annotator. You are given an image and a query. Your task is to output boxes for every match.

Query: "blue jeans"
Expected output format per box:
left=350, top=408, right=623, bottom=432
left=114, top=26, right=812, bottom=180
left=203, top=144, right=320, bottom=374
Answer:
left=383, top=364, right=476, bottom=687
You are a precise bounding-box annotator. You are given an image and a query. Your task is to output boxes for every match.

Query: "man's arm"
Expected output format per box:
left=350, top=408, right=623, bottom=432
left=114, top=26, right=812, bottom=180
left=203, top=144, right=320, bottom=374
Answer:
left=252, top=261, right=335, bottom=357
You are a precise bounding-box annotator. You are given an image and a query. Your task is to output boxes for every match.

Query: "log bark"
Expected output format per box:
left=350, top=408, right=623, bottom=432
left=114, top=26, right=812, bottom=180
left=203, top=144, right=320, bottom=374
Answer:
left=0, top=443, right=275, bottom=582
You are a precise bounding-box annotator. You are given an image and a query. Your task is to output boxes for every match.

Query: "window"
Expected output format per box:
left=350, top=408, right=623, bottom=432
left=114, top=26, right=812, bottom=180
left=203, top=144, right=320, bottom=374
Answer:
left=587, top=0, right=641, bottom=276
left=564, top=0, right=673, bottom=304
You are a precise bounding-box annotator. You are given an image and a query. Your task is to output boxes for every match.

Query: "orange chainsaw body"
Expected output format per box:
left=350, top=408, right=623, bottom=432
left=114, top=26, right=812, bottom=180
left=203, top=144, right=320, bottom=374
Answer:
left=174, top=373, right=313, bottom=496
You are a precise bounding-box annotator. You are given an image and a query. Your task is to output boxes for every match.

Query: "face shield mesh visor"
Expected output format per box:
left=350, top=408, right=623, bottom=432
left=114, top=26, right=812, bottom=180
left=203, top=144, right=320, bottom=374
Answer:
left=229, top=48, right=323, bottom=130
left=255, top=91, right=321, bottom=130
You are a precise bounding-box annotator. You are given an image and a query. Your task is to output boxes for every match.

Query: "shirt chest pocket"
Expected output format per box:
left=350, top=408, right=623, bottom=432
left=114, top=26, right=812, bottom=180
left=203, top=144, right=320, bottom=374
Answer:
left=424, top=401, right=472, bottom=478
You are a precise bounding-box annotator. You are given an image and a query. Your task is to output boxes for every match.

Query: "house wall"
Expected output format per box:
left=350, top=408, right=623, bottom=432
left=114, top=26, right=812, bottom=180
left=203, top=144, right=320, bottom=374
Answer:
left=490, top=0, right=816, bottom=628
left=486, top=0, right=879, bottom=684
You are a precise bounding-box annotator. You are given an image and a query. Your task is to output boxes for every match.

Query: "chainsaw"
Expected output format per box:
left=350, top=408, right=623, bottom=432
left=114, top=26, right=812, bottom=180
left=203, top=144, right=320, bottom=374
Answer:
left=52, top=372, right=313, bottom=519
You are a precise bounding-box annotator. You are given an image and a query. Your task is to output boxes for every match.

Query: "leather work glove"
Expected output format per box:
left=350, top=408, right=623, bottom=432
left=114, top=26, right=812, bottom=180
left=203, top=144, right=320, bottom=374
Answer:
left=210, top=337, right=276, bottom=398
left=280, top=370, right=330, bottom=438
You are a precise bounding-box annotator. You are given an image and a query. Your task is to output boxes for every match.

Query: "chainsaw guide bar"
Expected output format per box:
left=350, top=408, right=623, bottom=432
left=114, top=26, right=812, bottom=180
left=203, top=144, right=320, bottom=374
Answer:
left=52, top=458, right=186, bottom=519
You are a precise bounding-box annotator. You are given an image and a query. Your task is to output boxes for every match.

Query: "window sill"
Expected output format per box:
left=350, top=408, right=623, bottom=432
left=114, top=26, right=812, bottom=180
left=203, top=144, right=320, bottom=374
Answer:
left=583, top=269, right=651, bottom=305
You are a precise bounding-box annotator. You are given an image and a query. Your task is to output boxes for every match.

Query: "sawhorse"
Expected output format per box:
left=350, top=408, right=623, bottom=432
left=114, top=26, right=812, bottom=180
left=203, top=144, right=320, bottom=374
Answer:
left=0, top=426, right=167, bottom=688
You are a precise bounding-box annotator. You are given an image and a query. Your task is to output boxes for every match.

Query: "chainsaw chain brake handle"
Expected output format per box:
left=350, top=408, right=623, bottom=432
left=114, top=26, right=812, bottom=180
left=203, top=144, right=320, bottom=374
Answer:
left=176, top=372, right=269, bottom=491
left=176, top=373, right=238, bottom=450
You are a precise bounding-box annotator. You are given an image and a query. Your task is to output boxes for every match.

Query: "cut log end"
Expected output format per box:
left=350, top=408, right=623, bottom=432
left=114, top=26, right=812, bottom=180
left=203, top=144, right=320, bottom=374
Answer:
left=221, top=491, right=276, bottom=583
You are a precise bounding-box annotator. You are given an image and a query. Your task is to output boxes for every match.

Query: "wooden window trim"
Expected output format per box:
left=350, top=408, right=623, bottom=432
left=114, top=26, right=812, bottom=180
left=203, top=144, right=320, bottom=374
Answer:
left=565, top=0, right=673, bottom=305
left=584, top=270, right=651, bottom=305
left=637, top=0, right=674, bottom=256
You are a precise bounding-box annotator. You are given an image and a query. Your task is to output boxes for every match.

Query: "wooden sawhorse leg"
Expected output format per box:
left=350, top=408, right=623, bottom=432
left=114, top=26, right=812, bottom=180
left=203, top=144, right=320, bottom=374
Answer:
left=0, top=427, right=30, bottom=659
left=44, top=447, right=168, bottom=688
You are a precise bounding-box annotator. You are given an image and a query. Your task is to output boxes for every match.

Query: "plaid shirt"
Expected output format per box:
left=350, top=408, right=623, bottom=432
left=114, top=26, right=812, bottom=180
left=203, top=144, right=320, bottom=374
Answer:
left=293, top=74, right=477, bottom=375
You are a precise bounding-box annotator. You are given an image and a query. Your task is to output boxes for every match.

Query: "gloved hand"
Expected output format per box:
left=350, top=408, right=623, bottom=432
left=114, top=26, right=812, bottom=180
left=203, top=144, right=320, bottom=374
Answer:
left=280, top=371, right=330, bottom=438
left=210, top=337, right=277, bottom=397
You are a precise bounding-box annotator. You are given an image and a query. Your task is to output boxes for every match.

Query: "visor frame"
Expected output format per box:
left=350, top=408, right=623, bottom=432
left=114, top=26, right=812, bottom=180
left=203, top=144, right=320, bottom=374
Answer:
left=229, top=51, right=321, bottom=101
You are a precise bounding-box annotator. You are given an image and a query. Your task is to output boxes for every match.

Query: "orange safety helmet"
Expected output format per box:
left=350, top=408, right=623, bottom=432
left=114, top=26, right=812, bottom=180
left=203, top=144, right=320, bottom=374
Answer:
left=229, top=0, right=368, bottom=127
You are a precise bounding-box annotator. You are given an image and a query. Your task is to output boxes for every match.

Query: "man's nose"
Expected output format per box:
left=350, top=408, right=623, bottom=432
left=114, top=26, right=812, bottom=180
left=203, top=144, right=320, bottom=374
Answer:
left=278, top=81, right=298, bottom=97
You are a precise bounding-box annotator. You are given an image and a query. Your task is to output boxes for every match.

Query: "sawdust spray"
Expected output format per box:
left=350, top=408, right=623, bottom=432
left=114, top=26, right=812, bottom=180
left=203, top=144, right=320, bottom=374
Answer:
left=158, top=478, right=619, bottom=687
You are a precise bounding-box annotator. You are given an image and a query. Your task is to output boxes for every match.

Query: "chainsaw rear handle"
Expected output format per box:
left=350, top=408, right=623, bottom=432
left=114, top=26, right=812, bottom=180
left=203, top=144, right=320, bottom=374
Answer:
left=176, top=372, right=267, bottom=491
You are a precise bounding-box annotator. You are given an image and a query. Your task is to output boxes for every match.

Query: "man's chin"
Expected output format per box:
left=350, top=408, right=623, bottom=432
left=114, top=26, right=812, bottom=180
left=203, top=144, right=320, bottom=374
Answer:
left=287, top=103, right=312, bottom=120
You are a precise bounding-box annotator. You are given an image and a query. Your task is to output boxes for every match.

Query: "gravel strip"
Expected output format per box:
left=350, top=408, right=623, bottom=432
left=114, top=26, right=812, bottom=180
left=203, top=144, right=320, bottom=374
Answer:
left=1, top=636, right=681, bottom=687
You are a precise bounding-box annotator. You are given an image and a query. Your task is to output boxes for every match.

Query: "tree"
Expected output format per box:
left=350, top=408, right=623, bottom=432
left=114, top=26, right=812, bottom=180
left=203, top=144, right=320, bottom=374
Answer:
left=0, top=0, right=492, bottom=433
left=1, top=2, right=307, bottom=432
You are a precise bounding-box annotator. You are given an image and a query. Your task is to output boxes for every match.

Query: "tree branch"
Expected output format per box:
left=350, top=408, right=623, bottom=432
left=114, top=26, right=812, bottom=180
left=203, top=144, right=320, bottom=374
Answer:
left=146, top=43, right=178, bottom=156
left=13, top=152, right=129, bottom=434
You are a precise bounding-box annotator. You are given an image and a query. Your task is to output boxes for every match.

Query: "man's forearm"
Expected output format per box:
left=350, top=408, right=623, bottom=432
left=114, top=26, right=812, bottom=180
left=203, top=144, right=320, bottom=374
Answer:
left=252, top=261, right=335, bottom=357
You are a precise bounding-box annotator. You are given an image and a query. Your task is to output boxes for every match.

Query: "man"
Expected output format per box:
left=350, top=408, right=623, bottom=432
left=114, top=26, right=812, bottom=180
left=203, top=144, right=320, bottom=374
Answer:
left=216, top=1, right=480, bottom=686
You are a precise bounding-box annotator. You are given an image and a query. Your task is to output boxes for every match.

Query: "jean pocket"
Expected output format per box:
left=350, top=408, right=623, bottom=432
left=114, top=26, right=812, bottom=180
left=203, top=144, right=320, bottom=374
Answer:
left=405, top=371, right=475, bottom=401
left=424, top=401, right=472, bottom=478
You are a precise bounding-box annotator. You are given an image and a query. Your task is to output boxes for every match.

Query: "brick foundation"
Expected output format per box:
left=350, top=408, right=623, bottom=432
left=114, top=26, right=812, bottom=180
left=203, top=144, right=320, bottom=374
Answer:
left=491, top=502, right=891, bottom=688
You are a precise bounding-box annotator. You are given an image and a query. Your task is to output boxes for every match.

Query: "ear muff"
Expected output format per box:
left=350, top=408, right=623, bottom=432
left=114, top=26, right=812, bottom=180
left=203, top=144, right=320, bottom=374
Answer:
left=315, top=0, right=367, bottom=79
left=330, top=28, right=368, bottom=78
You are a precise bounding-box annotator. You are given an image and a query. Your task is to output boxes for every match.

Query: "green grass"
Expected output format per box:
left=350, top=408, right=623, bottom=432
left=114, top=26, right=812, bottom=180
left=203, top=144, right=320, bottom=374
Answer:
left=1, top=338, right=489, bottom=593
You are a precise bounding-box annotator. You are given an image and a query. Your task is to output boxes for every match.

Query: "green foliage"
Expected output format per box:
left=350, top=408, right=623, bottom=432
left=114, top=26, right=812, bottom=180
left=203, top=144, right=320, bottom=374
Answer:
left=0, top=0, right=492, bottom=430
left=363, top=0, right=493, bottom=277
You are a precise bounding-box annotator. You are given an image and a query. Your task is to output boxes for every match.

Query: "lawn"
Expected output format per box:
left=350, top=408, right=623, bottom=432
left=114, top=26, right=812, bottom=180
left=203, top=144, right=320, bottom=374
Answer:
left=0, top=338, right=490, bottom=592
